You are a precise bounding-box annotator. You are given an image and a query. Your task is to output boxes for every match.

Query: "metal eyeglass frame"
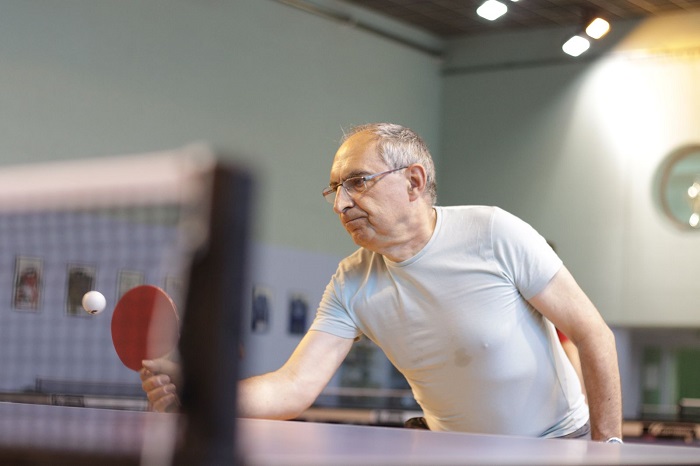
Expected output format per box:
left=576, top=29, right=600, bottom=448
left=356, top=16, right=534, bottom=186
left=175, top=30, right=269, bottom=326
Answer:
left=321, top=166, right=408, bottom=204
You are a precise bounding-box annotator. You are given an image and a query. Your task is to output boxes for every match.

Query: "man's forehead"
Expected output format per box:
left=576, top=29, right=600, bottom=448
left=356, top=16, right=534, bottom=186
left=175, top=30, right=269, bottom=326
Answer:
left=330, top=132, right=382, bottom=177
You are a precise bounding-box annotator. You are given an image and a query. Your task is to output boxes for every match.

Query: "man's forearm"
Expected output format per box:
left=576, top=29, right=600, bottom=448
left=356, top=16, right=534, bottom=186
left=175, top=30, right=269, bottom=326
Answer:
left=237, top=372, right=313, bottom=420
left=578, top=326, right=622, bottom=441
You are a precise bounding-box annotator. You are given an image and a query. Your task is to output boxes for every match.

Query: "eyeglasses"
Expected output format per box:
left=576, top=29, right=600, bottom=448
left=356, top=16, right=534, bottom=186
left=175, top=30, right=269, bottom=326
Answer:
left=322, top=166, right=408, bottom=205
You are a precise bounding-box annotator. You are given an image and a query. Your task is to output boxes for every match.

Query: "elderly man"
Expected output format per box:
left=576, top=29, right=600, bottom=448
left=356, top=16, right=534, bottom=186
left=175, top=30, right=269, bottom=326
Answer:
left=142, top=123, right=622, bottom=442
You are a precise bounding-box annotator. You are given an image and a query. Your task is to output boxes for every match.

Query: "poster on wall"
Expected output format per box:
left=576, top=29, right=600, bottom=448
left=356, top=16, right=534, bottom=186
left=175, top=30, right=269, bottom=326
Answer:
left=164, top=276, right=184, bottom=312
left=117, top=270, right=144, bottom=300
left=287, top=293, right=308, bottom=335
left=13, top=256, right=43, bottom=311
left=66, top=264, right=96, bottom=316
left=251, top=286, right=271, bottom=333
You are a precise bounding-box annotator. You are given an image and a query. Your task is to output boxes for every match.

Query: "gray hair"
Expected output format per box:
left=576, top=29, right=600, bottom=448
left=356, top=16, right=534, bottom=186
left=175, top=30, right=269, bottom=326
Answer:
left=342, top=123, right=437, bottom=205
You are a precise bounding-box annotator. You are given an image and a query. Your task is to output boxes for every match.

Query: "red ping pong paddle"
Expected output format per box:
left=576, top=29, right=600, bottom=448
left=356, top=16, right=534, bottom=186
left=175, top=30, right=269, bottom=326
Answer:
left=111, top=285, right=180, bottom=371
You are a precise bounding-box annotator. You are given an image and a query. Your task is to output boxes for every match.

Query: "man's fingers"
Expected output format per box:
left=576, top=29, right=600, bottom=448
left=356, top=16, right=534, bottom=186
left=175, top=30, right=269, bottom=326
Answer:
left=148, top=385, right=180, bottom=413
left=152, top=394, right=178, bottom=413
left=139, top=367, right=153, bottom=382
left=146, top=382, right=175, bottom=401
left=140, top=358, right=182, bottom=412
left=141, top=358, right=182, bottom=386
left=142, top=374, right=171, bottom=392
left=142, top=359, right=161, bottom=373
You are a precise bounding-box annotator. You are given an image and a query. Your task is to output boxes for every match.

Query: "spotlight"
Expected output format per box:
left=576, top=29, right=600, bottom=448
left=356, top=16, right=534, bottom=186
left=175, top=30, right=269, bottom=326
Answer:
left=562, top=35, right=590, bottom=57
left=477, top=0, right=508, bottom=21
left=585, top=17, right=610, bottom=39
left=561, top=12, right=610, bottom=57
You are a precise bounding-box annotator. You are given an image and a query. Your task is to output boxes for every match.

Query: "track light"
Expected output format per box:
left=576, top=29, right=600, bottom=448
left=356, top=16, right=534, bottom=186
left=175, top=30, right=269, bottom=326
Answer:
left=562, top=14, right=610, bottom=57
left=562, top=35, right=590, bottom=57
left=476, top=0, right=507, bottom=21
left=585, top=17, right=610, bottom=39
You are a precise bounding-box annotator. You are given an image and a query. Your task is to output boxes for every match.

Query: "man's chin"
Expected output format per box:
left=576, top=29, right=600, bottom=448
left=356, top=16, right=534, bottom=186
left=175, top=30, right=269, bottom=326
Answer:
left=345, top=224, right=365, bottom=243
left=346, top=227, right=369, bottom=246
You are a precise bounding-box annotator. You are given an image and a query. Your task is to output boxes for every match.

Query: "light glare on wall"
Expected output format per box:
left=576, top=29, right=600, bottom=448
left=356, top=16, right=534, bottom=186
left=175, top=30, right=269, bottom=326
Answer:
left=562, top=35, right=590, bottom=57
left=477, top=0, right=508, bottom=21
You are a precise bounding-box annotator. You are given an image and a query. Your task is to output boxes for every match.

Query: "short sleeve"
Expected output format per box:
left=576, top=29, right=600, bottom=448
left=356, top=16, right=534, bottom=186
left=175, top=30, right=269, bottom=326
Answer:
left=491, top=208, right=562, bottom=300
left=309, top=272, right=362, bottom=340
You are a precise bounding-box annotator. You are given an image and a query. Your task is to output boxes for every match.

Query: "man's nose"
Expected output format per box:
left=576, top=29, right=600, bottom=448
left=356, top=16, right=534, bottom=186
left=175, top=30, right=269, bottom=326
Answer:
left=333, top=186, right=354, bottom=214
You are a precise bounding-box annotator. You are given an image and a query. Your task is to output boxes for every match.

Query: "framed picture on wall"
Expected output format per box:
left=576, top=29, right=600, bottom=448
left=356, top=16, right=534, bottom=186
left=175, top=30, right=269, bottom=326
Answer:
left=117, top=269, right=144, bottom=300
left=164, top=276, right=184, bottom=312
left=287, top=293, right=308, bottom=335
left=13, top=256, right=43, bottom=311
left=66, top=264, right=96, bottom=316
left=251, top=285, right=271, bottom=334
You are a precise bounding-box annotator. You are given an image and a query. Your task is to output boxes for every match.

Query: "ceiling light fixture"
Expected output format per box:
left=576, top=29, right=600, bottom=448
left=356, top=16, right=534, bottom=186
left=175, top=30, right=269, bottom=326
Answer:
left=562, top=12, right=610, bottom=57
left=562, top=35, right=590, bottom=57
left=476, top=0, right=508, bottom=21
left=585, top=17, right=610, bottom=39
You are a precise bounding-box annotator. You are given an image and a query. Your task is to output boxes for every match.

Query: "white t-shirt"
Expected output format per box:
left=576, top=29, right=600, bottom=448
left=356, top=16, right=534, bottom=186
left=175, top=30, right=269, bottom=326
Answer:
left=311, top=206, right=589, bottom=437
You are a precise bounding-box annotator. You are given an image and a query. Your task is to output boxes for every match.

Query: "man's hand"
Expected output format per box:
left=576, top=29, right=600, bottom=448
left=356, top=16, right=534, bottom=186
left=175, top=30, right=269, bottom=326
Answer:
left=140, top=358, right=182, bottom=413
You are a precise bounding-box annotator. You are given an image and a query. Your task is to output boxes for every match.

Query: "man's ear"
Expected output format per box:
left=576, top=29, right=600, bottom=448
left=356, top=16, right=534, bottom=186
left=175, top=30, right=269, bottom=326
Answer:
left=406, top=164, right=427, bottom=201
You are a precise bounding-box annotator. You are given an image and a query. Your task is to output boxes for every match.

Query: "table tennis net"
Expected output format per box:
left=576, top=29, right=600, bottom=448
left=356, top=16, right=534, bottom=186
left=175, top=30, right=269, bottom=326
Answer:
left=0, top=146, right=250, bottom=464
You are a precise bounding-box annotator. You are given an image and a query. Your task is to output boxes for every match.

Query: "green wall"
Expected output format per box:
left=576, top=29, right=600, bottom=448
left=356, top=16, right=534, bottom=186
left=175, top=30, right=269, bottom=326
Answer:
left=0, top=0, right=442, bottom=257
left=439, top=12, right=700, bottom=327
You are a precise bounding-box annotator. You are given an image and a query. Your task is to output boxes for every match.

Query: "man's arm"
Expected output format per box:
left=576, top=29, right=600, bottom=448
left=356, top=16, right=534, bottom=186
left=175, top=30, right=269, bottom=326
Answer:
left=528, top=266, right=622, bottom=441
left=141, top=329, right=354, bottom=418
left=238, top=330, right=354, bottom=419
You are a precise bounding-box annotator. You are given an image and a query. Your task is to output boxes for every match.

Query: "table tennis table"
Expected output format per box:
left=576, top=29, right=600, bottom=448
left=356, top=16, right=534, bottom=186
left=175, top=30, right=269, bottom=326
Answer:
left=0, top=402, right=698, bottom=465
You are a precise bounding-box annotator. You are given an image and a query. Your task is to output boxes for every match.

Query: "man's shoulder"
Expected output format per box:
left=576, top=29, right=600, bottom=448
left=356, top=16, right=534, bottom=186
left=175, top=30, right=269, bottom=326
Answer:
left=440, top=205, right=524, bottom=223
left=329, top=248, right=384, bottom=292
left=337, top=247, right=377, bottom=272
left=438, top=204, right=501, bottom=222
left=439, top=204, right=497, bottom=213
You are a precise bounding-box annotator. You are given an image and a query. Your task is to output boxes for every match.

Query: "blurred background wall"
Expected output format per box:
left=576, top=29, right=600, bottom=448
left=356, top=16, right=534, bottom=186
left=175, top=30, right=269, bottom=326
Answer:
left=0, top=0, right=698, bottom=421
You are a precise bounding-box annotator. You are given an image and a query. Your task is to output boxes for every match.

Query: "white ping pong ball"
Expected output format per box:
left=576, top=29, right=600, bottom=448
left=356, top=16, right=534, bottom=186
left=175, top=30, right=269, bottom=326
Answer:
left=82, top=291, right=107, bottom=315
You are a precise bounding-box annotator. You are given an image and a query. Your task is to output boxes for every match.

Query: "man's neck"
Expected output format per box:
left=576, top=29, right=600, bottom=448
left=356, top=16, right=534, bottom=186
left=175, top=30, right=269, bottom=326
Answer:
left=379, top=205, right=437, bottom=263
